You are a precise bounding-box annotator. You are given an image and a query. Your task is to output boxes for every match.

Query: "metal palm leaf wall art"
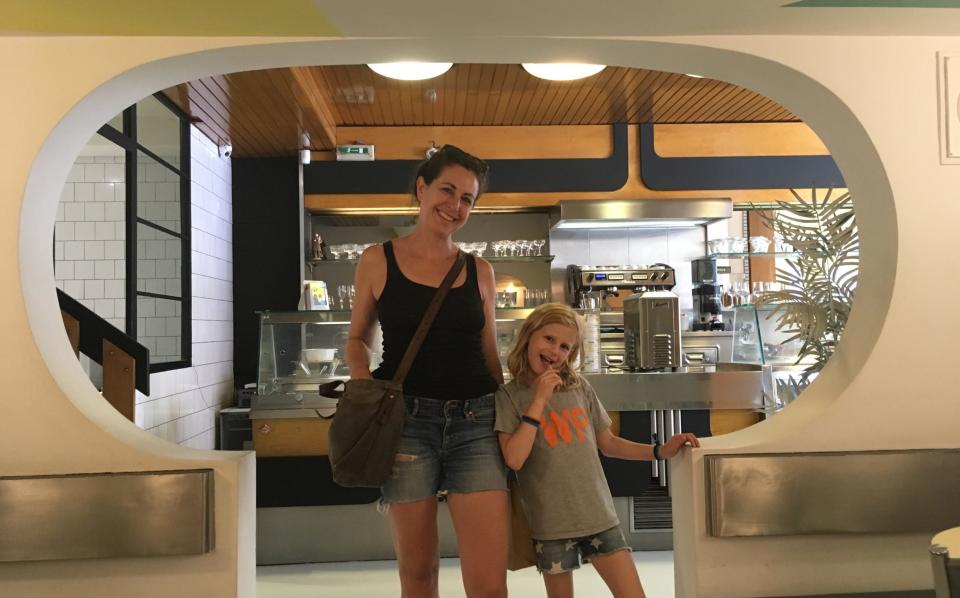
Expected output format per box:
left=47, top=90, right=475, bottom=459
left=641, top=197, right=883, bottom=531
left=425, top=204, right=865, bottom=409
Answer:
left=757, top=187, right=859, bottom=406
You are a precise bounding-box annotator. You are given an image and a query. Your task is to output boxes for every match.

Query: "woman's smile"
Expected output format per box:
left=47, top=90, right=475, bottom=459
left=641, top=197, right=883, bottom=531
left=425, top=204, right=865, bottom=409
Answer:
left=435, top=207, right=459, bottom=223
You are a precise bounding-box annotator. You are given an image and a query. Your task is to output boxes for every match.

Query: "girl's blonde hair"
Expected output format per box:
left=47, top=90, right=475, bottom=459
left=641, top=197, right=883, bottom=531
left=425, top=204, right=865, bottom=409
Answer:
left=507, top=303, right=584, bottom=389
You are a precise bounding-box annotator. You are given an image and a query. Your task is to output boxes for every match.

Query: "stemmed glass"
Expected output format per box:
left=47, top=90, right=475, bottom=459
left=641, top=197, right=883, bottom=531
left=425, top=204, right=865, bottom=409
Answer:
left=336, top=284, right=355, bottom=309
left=732, top=281, right=750, bottom=306
left=750, top=281, right=765, bottom=305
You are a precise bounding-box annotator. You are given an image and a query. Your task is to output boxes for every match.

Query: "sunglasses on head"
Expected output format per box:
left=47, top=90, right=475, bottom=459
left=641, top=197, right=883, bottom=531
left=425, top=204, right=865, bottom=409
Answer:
left=434, top=144, right=489, bottom=176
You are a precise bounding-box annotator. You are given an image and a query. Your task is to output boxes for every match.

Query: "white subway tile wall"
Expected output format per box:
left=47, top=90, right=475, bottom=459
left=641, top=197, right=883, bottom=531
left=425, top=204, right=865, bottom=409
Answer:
left=55, top=154, right=127, bottom=330
left=55, top=126, right=233, bottom=449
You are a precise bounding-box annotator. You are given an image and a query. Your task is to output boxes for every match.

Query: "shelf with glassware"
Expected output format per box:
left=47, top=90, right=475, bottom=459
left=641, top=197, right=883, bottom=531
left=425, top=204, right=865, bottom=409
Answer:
left=307, top=256, right=556, bottom=310
left=706, top=252, right=799, bottom=260
left=307, top=255, right=556, bottom=266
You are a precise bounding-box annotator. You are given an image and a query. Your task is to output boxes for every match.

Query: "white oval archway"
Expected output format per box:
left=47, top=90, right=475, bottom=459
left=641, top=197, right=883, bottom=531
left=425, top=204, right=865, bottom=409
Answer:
left=21, top=38, right=895, bottom=449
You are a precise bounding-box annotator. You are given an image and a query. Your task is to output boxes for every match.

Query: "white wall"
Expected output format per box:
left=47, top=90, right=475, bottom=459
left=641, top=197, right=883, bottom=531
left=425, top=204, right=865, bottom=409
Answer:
left=4, top=25, right=960, bottom=598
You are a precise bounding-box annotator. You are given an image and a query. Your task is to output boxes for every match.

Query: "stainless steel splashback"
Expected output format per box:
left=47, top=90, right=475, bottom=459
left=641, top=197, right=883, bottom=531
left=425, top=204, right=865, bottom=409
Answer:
left=0, top=469, right=214, bottom=562
left=550, top=226, right=705, bottom=310
left=706, top=450, right=960, bottom=537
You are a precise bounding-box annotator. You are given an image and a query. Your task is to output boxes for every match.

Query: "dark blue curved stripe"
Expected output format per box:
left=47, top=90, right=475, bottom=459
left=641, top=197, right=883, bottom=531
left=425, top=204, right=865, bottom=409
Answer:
left=638, top=123, right=845, bottom=190
left=303, top=123, right=629, bottom=194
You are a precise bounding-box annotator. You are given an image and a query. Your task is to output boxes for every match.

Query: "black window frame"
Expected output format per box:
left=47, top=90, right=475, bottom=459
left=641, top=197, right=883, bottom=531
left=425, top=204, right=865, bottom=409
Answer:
left=98, top=92, right=192, bottom=373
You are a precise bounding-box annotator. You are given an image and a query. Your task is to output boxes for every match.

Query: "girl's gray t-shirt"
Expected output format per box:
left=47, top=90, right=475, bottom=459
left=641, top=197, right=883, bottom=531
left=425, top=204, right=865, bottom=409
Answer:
left=494, top=378, right=619, bottom=541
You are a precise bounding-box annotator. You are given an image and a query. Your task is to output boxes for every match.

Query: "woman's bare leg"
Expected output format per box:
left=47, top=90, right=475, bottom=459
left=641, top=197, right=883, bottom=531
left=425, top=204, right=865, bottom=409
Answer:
left=446, top=490, right=509, bottom=598
left=589, top=550, right=646, bottom=598
left=387, top=498, right=440, bottom=598
left=542, top=571, right=575, bottom=598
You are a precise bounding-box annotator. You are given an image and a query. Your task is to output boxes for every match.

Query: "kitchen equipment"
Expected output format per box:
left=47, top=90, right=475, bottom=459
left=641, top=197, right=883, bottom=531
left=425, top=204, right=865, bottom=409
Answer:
left=623, top=290, right=682, bottom=371
left=568, top=264, right=680, bottom=371
left=691, top=258, right=725, bottom=331
left=566, top=264, right=676, bottom=310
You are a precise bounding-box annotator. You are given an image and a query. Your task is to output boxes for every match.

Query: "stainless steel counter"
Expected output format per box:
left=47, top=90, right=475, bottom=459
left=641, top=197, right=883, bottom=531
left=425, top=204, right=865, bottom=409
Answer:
left=250, top=363, right=767, bottom=414
left=586, top=363, right=766, bottom=411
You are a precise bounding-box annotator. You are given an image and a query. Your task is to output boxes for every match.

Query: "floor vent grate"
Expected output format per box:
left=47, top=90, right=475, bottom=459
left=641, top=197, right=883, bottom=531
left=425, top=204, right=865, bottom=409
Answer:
left=630, top=486, right=672, bottom=532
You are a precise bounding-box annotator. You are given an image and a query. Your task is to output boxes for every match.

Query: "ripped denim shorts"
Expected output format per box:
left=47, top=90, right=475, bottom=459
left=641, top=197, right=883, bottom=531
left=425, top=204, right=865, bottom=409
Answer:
left=380, top=393, right=508, bottom=504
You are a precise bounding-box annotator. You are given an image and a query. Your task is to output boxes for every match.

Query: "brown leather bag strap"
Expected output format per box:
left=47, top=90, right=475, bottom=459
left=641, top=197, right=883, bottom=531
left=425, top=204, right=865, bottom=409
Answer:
left=392, top=250, right=467, bottom=385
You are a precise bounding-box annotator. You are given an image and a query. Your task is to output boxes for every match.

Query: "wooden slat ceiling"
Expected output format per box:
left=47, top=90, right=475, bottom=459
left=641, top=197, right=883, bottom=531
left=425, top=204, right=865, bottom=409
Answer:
left=162, top=64, right=799, bottom=158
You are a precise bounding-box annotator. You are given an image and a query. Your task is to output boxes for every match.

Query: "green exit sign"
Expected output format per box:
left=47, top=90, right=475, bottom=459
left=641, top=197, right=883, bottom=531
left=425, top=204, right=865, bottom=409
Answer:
left=336, top=144, right=375, bottom=161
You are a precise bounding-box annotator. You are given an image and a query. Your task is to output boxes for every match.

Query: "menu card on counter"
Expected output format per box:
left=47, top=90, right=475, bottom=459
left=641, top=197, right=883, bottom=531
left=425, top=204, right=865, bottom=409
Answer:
left=301, top=280, right=331, bottom=310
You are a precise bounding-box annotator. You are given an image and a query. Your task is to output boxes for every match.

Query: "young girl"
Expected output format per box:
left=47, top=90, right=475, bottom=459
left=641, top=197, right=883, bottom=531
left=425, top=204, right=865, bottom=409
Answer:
left=494, top=303, right=699, bottom=598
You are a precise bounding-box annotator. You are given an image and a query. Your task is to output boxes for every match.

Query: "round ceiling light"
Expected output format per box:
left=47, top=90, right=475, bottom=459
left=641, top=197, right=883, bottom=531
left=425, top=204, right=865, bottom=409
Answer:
left=368, top=62, right=453, bottom=81
left=521, top=63, right=606, bottom=81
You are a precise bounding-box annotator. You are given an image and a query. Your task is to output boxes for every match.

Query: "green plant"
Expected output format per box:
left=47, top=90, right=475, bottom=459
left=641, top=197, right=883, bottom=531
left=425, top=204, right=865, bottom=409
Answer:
left=756, top=188, right=859, bottom=405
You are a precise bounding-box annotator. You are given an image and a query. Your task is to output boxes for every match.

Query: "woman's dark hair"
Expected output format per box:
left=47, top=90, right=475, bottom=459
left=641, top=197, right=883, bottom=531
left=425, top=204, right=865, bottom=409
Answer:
left=412, top=144, right=490, bottom=202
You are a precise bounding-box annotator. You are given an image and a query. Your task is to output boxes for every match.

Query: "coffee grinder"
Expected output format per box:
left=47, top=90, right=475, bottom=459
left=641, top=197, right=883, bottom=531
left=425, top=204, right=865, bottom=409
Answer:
left=691, top=258, right=725, bottom=331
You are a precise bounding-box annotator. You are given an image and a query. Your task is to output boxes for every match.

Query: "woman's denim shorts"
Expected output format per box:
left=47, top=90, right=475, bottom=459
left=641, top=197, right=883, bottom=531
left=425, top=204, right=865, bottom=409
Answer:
left=380, top=393, right=508, bottom=504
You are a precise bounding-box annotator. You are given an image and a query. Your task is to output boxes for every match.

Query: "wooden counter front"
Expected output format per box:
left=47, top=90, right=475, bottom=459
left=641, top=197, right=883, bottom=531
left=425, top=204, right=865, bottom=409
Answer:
left=251, top=409, right=333, bottom=457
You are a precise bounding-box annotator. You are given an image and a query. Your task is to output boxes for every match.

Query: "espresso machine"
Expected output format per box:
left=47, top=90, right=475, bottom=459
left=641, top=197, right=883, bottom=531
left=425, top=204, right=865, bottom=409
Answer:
left=691, top=258, right=725, bottom=331
left=566, top=264, right=677, bottom=309
left=566, top=265, right=681, bottom=371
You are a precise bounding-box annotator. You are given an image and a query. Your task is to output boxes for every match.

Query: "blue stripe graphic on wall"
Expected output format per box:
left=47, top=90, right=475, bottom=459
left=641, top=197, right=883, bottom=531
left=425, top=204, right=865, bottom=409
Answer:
left=303, top=124, right=629, bottom=195
left=638, top=124, right=845, bottom=191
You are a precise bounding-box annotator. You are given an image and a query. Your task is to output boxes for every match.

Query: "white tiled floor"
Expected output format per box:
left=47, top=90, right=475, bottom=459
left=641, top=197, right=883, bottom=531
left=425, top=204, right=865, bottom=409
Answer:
left=257, top=551, right=675, bottom=597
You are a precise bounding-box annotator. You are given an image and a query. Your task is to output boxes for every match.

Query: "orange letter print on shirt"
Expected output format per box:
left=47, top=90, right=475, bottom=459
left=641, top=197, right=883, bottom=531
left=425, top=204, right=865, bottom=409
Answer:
left=540, top=407, right=589, bottom=447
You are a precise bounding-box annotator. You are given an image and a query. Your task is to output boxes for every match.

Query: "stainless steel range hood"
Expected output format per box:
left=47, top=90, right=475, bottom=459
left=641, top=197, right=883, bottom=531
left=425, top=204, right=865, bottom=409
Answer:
left=550, top=198, right=732, bottom=229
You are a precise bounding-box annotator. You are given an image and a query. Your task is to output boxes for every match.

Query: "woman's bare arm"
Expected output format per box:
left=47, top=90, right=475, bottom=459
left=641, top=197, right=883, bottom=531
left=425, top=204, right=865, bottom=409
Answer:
left=476, top=258, right=505, bottom=385
left=345, top=245, right=386, bottom=379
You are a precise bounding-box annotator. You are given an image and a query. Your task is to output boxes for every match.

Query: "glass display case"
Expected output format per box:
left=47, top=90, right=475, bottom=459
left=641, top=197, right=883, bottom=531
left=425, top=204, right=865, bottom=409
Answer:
left=730, top=305, right=804, bottom=365
left=256, top=308, right=537, bottom=401
left=256, top=310, right=372, bottom=399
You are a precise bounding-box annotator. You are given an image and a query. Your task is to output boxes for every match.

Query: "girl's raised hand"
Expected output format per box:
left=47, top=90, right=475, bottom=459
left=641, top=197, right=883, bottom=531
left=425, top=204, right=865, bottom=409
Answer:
left=533, top=368, right=562, bottom=403
left=661, top=432, right=700, bottom=459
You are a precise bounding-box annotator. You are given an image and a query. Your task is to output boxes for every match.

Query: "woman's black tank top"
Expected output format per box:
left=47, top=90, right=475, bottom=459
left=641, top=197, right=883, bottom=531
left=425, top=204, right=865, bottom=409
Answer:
left=372, top=241, right=498, bottom=400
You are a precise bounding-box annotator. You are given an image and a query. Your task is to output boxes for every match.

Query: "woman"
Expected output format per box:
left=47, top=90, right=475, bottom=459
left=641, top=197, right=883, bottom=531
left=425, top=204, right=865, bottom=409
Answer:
left=346, top=145, right=508, bottom=598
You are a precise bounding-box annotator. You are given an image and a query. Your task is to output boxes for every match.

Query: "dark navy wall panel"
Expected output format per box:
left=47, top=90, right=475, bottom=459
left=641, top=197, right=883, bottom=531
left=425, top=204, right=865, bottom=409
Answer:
left=303, top=124, right=629, bottom=195
left=232, top=158, right=302, bottom=387
left=638, top=123, right=845, bottom=191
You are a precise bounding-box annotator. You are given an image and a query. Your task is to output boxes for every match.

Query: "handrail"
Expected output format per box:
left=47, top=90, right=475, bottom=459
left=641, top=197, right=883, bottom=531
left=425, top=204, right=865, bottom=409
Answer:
left=56, top=289, right=150, bottom=395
